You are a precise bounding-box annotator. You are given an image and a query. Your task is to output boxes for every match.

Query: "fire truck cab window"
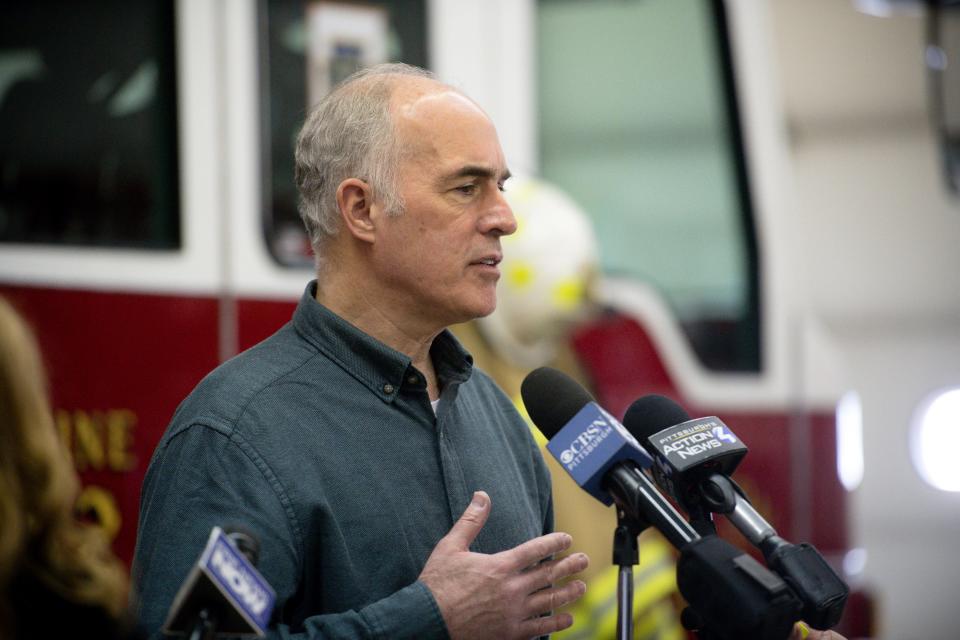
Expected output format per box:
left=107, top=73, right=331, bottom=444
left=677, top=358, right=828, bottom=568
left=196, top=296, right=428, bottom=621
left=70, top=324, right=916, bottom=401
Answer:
left=260, top=0, right=428, bottom=268
left=0, top=1, right=180, bottom=249
left=537, top=0, right=761, bottom=372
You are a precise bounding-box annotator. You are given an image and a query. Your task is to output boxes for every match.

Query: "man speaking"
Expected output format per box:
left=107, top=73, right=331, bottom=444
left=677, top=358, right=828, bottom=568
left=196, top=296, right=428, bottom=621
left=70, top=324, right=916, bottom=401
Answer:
left=132, top=64, right=589, bottom=638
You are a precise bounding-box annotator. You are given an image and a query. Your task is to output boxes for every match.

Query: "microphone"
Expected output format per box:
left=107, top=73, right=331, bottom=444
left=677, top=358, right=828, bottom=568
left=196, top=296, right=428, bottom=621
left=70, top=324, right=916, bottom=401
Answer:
left=163, top=526, right=277, bottom=639
left=621, top=394, right=746, bottom=534
left=520, top=366, right=698, bottom=549
left=521, top=368, right=802, bottom=639
left=624, top=395, right=849, bottom=630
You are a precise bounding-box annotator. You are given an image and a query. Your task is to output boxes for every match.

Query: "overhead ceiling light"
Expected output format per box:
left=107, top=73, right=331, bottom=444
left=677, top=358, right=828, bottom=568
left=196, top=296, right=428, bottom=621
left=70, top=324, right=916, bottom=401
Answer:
left=837, top=391, right=864, bottom=492
left=843, top=547, right=868, bottom=578
left=910, top=388, right=960, bottom=492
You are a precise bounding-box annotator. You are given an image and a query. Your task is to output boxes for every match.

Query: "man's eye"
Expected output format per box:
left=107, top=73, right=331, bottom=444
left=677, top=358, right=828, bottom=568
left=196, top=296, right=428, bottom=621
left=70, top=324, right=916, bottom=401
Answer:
left=455, top=184, right=477, bottom=195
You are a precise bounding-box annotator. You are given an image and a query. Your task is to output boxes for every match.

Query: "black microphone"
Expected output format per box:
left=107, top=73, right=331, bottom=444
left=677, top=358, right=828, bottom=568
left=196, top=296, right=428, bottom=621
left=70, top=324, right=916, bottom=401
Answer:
left=163, top=526, right=276, bottom=639
left=520, top=366, right=699, bottom=549
left=521, top=368, right=802, bottom=639
left=624, top=395, right=849, bottom=630
left=621, top=394, right=746, bottom=535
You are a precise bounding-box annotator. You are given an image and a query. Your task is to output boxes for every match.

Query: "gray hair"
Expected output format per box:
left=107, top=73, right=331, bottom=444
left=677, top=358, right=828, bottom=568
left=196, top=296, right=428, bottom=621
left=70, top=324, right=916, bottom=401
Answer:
left=294, top=63, right=437, bottom=255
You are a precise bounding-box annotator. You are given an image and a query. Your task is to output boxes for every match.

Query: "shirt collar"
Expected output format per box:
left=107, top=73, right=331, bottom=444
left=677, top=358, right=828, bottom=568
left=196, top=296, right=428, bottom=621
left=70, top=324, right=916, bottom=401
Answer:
left=292, top=281, right=474, bottom=403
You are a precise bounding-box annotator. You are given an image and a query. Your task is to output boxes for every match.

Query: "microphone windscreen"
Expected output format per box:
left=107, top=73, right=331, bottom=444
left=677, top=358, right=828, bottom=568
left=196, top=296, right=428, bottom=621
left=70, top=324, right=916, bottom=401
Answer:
left=225, top=527, right=260, bottom=566
left=520, top=366, right=594, bottom=438
left=623, top=394, right=691, bottom=443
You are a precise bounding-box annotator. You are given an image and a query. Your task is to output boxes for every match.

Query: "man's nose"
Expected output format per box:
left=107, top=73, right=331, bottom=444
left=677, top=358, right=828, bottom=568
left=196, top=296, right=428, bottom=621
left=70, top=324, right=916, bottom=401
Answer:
left=480, top=189, right=517, bottom=237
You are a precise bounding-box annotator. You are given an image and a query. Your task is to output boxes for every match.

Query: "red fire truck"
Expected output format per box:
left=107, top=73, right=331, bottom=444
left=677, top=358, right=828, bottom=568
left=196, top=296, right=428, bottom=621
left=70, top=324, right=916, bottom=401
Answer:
left=7, top=1, right=960, bottom=637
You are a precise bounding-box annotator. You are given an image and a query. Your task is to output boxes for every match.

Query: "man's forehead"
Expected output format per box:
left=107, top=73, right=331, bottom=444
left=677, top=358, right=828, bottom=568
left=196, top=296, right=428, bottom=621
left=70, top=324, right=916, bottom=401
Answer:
left=392, top=83, right=487, bottom=125
left=390, top=82, right=506, bottom=174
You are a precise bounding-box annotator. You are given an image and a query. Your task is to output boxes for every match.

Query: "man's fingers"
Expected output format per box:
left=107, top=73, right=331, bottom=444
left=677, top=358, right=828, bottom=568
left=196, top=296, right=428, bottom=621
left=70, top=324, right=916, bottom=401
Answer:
left=524, top=579, right=587, bottom=617
left=519, top=611, right=575, bottom=638
left=520, top=552, right=590, bottom=592
left=437, top=491, right=491, bottom=552
left=498, top=531, right=573, bottom=570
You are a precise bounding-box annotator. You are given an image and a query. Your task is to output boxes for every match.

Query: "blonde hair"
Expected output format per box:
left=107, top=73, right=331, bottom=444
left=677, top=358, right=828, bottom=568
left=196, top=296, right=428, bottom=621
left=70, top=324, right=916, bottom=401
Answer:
left=0, top=297, right=128, bottom=634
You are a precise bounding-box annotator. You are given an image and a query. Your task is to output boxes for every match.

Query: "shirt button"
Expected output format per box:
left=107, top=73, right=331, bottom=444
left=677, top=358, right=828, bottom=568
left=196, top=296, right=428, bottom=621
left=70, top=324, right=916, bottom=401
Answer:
left=407, top=375, right=419, bottom=385
left=383, top=383, right=395, bottom=394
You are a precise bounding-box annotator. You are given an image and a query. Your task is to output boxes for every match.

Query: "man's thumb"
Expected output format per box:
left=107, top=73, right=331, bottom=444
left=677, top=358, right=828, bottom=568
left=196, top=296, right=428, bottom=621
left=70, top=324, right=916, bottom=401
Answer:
left=441, top=491, right=490, bottom=551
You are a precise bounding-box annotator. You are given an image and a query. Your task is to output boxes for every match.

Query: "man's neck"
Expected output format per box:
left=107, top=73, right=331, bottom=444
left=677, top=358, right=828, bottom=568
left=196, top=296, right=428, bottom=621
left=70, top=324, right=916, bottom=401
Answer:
left=315, top=268, right=443, bottom=400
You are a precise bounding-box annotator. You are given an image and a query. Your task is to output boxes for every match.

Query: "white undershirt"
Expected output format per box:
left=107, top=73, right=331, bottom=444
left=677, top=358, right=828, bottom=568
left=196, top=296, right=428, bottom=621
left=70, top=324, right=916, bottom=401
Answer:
left=431, top=398, right=440, bottom=414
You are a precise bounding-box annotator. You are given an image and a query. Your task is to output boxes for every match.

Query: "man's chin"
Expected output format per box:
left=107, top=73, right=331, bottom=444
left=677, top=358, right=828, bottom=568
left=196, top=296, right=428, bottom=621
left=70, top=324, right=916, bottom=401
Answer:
left=475, top=303, right=497, bottom=319
left=450, top=299, right=498, bottom=325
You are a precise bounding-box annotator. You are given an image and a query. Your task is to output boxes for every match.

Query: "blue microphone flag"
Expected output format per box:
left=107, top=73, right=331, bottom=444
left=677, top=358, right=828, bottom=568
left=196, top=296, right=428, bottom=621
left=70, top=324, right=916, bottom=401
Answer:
left=545, top=402, right=654, bottom=506
left=163, top=526, right=276, bottom=637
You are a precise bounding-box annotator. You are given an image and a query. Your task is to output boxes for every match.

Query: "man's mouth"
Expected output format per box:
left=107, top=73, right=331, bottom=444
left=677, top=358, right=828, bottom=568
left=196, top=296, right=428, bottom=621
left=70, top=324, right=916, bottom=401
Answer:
left=471, top=253, right=502, bottom=267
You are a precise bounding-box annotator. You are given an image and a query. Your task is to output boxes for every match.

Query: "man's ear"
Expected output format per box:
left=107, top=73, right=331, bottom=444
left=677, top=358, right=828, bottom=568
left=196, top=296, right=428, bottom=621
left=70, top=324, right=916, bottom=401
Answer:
left=336, top=178, right=376, bottom=244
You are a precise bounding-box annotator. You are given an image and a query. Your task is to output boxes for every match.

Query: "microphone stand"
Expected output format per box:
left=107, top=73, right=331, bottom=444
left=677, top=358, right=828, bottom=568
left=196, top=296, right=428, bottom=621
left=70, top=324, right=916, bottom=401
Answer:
left=187, top=608, right=217, bottom=640
left=612, top=508, right=646, bottom=640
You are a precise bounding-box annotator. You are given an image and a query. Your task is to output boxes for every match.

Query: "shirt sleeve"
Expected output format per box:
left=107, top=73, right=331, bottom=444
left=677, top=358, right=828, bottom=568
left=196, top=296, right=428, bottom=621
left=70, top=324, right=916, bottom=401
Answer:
left=132, top=422, right=448, bottom=640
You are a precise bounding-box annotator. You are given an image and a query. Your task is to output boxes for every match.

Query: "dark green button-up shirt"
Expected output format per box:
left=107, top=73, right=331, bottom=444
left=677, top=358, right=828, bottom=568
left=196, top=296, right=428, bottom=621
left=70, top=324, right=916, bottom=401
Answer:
left=133, top=282, right=553, bottom=639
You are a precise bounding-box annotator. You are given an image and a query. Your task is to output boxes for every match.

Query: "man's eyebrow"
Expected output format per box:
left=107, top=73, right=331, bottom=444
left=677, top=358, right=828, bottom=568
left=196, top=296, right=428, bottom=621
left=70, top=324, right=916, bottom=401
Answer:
left=445, top=165, right=512, bottom=183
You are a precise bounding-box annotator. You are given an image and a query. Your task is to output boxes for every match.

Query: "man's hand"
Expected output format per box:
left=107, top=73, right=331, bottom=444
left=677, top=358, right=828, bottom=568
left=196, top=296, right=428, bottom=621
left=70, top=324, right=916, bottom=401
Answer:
left=418, top=491, right=590, bottom=640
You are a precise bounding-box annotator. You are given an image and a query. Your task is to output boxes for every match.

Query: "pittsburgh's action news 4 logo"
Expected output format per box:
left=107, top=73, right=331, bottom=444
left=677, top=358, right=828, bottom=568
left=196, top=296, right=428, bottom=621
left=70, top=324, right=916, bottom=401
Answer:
left=559, top=417, right=614, bottom=468
left=660, top=421, right=737, bottom=460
